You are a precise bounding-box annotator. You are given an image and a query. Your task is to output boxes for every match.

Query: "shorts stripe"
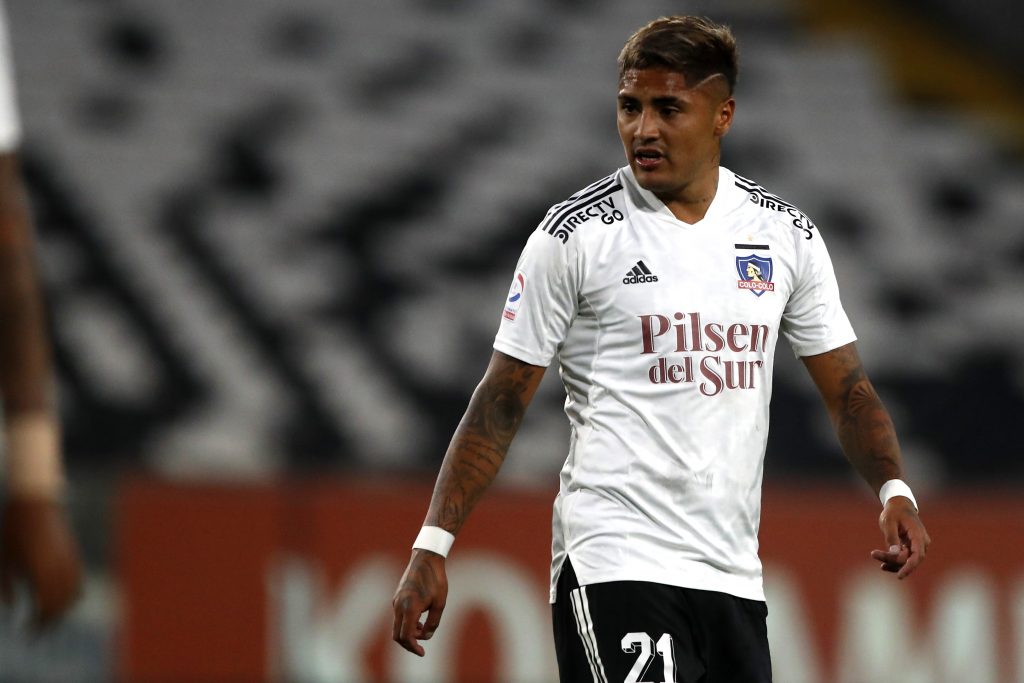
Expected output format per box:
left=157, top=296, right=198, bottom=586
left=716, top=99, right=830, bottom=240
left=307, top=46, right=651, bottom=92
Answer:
left=570, top=587, right=608, bottom=683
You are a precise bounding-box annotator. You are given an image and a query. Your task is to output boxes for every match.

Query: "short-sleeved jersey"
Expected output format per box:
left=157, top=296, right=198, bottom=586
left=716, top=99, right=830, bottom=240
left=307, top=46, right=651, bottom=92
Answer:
left=493, top=166, right=856, bottom=602
left=0, top=2, right=20, bottom=151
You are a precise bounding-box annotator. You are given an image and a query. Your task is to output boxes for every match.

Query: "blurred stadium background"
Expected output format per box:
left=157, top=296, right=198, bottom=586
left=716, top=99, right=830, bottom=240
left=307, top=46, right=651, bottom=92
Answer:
left=0, top=0, right=1022, bottom=681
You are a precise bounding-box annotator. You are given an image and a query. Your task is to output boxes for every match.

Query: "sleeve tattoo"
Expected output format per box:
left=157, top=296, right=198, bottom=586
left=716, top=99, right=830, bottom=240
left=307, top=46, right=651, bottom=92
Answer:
left=428, top=356, right=541, bottom=534
left=830, top=345, right=902, bottom=488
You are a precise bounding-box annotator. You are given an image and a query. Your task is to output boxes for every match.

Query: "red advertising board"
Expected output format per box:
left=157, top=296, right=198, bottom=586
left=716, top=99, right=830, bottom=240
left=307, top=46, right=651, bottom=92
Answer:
left=117, top=478, right=1024, bottom=682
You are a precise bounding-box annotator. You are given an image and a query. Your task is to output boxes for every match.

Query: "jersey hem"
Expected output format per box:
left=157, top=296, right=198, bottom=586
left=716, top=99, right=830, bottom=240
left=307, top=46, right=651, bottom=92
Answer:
left=790, top=332, right=857, bottom=359
left=492, top=340, right=552, bottom=367
left=549, top=563, right=765, bottom=603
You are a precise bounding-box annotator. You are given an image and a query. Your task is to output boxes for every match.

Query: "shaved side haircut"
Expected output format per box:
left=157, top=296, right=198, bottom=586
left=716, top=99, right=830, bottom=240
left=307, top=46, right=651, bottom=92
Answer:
left=618, top=16, right=739, bottom=94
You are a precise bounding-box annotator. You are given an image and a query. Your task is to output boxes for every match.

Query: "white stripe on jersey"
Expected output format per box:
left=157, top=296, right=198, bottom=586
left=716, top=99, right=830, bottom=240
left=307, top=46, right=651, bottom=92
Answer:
left=570, top=586, right=608, bottom=683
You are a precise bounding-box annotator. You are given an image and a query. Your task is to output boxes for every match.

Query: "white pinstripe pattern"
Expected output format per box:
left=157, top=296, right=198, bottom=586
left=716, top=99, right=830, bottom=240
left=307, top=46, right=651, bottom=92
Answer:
left=570, top=586, right=608, bottom=683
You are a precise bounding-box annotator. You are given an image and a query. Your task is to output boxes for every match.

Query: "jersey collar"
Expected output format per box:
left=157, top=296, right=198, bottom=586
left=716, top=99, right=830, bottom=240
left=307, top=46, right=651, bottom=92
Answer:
left=622, top=165, right=745, bottom=226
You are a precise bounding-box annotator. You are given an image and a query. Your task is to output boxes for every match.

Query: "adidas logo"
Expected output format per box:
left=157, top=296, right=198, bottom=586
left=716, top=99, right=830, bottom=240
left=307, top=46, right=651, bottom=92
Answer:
left=623, top=260, right=659, bottom=284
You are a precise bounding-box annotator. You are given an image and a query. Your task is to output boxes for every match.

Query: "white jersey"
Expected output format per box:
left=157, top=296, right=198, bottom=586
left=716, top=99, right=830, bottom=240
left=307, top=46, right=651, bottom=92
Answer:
left=493, top=166, right=856, bottom=602
left=0, top=1, right=19, bottom=151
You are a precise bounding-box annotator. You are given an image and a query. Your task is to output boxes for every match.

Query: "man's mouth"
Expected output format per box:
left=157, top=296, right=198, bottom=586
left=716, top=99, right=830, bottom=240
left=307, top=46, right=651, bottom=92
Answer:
left=634, top=149, right=664, bottom=170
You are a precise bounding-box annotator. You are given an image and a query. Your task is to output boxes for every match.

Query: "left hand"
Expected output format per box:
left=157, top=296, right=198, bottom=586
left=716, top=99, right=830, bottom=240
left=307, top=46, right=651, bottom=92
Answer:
left=870, top=496, right=930, bottom=580
left=0, top=497, right=82, bottom=630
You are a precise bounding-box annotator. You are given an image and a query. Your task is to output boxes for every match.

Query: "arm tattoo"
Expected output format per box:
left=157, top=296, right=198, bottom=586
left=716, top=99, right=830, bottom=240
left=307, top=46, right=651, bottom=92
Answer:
left=830, top=345, right=902, bottom=488
left=427, top=356, right=541, bottom=534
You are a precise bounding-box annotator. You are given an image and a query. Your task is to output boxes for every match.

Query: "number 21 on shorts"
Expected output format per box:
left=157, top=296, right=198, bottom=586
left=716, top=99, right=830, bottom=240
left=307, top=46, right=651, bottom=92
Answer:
left=622, top=632, right=675, bottom=683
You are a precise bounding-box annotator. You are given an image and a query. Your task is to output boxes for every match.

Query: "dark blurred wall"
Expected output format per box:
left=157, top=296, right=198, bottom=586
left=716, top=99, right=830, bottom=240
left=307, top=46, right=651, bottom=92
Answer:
left=902, top=0, right=1024, bottom=82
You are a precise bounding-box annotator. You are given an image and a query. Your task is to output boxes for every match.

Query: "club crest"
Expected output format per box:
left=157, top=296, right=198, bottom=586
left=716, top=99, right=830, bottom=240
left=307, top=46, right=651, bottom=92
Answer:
left=736, top=255, right=774, bottom=296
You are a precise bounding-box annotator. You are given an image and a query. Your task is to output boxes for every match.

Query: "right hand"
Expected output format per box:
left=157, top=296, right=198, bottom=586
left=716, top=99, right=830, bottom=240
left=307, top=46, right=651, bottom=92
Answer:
left=392, top=549, right=448, bottom=656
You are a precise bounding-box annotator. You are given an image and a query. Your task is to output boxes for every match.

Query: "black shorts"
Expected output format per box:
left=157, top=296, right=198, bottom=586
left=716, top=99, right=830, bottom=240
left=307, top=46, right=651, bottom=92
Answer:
left=552, top=559, right=772, bottom=683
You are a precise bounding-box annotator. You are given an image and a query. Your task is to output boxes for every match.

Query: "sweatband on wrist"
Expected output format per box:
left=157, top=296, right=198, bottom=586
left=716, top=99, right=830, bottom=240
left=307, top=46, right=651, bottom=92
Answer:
left=4, top=413, right=65, bottom=500
left=879, top=479, right=918, bottom=512
left=413, top=526, right=455, bottom=557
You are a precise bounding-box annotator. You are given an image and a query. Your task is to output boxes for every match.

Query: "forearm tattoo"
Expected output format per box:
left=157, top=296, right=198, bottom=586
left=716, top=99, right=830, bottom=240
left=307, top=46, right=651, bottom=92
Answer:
left=428, top=357, right=540, bottom=534
left=831, top=345, right=901, bottom=486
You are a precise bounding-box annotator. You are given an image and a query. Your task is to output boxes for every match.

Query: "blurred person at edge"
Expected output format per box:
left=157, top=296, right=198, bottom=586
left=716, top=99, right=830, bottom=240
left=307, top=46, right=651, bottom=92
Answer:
left=0, top=2, right=81, bottom=630
left=393, top=15, right=930, bottom=682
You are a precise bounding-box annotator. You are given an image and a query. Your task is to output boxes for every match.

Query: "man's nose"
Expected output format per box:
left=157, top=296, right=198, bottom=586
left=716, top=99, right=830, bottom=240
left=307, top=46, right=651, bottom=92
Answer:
left=637, top=111, right=659, bottom=139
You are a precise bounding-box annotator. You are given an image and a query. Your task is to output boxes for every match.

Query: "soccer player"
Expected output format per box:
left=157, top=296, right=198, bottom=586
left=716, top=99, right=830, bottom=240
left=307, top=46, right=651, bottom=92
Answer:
left=0, top=2, right=81, bottom=630
left=392, top=16, right=930, bottom=682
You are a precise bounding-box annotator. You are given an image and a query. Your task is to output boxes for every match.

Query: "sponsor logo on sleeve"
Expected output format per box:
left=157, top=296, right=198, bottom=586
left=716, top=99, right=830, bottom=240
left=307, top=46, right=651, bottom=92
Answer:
left=503, top=273, right=525, bottom=321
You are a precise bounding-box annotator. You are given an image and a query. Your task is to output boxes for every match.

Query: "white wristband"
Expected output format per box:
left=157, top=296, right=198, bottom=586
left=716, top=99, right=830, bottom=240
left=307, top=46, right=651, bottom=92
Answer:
left=879, top=479, right=918, bottom=512
left=413, top=526, right=455, bottom=557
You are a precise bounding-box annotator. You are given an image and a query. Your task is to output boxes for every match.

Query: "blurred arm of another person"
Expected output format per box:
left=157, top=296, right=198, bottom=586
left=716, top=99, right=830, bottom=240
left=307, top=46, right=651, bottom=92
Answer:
left=0, top=149, right=81, bottom=629
left=803, top=342, right=931, bottom=580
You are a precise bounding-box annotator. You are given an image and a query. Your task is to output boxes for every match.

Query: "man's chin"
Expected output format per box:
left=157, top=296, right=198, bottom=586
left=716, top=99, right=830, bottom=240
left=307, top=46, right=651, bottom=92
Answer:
left=632, top=169, right=674, bottom=194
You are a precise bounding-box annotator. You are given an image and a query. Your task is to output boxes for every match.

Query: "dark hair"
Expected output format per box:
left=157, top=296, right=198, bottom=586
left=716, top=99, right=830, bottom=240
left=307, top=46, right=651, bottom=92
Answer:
left=618, top=16, right=738, bottom=94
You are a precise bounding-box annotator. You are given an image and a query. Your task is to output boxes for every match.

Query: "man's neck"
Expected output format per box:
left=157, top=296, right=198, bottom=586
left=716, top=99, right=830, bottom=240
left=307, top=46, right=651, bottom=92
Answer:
left=657, top=166, right=720, bottom=225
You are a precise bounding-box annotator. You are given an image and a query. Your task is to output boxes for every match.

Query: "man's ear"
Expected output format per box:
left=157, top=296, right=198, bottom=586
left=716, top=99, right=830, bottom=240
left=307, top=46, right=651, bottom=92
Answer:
left=715, top=97, right=735, bottom=137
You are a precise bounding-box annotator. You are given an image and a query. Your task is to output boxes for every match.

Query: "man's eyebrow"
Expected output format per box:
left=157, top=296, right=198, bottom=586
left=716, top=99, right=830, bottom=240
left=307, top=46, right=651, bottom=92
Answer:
left=616, top=94, right=684, bottom=105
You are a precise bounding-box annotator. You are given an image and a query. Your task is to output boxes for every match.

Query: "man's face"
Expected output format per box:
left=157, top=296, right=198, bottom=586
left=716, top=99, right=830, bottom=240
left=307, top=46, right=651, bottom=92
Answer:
left=617, top=67, right=734, bottom=199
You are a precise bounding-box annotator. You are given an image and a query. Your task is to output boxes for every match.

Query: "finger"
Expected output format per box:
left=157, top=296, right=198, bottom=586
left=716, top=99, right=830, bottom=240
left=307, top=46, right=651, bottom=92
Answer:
left=879, top=509, right=902, bottom=552
left=402, top=613, right=425, bottom=657
left=870, top=547, right=908, bottom=564
left=880, top=562, right=901, bottom=573
left=421, top=601, right=445, bottom=641
left=392, top=598, right=405, bottom=644
left=395, top=600, right=426, bottom=657
left=893, top=522, right=930, bottom=579
left=897, top=543, right=923, bottom=579
left=897, top=535, right=927, bottom=580
left=907, top=524, right=928, bottom=557
left=393, top=602, right=423, bottom=655
left=896, top=553, right=921, bottom=579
